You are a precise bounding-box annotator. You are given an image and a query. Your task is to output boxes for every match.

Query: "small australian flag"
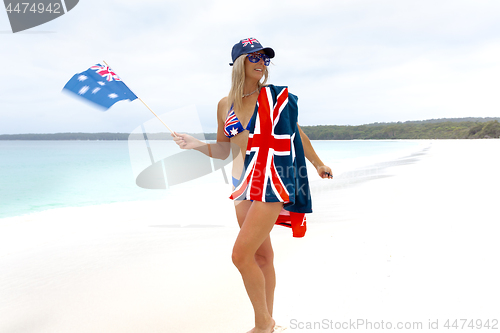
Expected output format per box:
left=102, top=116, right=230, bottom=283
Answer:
left=63, top=64, right=138, bottom=110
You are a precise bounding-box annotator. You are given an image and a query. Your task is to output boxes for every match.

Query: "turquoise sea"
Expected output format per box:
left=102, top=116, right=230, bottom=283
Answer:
left=0, top=140, right=424, bottom=220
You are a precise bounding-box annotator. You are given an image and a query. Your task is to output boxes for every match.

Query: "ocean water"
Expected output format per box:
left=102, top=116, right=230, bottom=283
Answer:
left=0, top=140, right=425, bottom=220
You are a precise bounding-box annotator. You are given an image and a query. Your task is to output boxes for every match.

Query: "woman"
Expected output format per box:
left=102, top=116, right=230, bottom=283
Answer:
left=173, top=38, right=332, bottom=333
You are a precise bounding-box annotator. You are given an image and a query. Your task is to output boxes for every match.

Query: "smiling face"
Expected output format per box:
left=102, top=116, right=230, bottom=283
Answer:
left=244, top=51, right=266, bottom=82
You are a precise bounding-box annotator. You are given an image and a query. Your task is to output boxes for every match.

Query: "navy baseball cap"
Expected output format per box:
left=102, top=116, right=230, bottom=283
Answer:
left=229, top=38, right=275, bottom=66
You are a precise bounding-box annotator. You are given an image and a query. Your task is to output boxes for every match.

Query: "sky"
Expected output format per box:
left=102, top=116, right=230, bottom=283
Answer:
left=1, top=0, right=500, bottom=134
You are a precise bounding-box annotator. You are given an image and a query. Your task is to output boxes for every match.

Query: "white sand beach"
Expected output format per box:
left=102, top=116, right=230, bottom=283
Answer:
left=1, top=140, right=499, bottom=333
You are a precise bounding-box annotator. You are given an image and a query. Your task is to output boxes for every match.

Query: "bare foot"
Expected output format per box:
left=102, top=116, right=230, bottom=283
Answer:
left=246, top=318, right=275, bottom=333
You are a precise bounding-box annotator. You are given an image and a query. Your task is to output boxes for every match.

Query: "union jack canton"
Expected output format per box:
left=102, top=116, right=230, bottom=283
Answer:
left=241, top=37, right=259, bottom=46
left=230, top=85, right=312, bottom=237
left=63, top=64, right=137, bottom=110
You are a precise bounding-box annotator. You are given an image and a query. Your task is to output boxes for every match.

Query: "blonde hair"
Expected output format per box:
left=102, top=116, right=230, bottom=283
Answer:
left=227, top=54, right=269, bottom=112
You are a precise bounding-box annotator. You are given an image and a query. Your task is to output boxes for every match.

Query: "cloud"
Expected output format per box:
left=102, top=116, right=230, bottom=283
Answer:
left=1, top=0, right=500, bottom=133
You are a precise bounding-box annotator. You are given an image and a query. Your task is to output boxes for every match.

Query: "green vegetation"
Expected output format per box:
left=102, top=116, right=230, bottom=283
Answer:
left=300, top=119, right=500, bottom=140
left=1, top=118, right=500, bottom=140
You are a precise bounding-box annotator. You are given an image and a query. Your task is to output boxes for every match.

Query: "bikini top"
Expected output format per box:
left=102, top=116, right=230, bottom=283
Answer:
left=224, top=105, right=252, bottom=138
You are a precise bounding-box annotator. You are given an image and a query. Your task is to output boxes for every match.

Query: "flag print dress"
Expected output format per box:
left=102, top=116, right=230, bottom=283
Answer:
left=230, top=85, right=312, bottom=237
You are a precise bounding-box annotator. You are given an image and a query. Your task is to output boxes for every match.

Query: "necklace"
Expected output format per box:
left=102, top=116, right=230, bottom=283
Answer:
left=242, top=88, right=259, bottom=98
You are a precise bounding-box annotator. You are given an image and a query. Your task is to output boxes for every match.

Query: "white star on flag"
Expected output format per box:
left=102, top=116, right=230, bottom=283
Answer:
left=92, top=88, right=100, bottom=94
left=108, top=93, right=118, bottom=99
left=78, top=86, right=89, bottom=95
left=78, top=75, right=87, bottom=81
left=97, top=81, right=105, bottom=86
left=230, top=128, right=239, bottom=136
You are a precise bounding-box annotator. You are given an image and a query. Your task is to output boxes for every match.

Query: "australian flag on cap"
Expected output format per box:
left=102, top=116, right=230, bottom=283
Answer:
left=230, top=38, right=275, bottom=65
left=63, top=64, right=138, bottom=110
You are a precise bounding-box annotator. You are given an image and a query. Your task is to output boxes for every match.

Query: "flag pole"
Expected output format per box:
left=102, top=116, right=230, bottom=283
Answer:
left=137, top=96, right=176, bottom=135
left=102, top=60, right=177, bottom=137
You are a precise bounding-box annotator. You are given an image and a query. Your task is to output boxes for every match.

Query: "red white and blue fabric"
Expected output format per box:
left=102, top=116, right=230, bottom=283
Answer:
left=241, top=38, right=259, bottom=46
left=63, top=64, right=137, bottom=110
left=230, top=85, right=312, bottom=237
left=89, top=64, right=122, bottom=82
left=224, top=105, right=252, bottom=138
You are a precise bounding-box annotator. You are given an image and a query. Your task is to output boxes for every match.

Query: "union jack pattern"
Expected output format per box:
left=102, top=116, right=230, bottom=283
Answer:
left=241, top=37, right=259, bottom=47
left=230, top=86, right=291, bottom=202
left=229, top=85, right=312, bottom=237
left=90, top=65, right=122, bottom=82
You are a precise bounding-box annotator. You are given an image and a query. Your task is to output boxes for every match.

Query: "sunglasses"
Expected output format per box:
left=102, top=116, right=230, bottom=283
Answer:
left=247, top=52, right=270, bottom=66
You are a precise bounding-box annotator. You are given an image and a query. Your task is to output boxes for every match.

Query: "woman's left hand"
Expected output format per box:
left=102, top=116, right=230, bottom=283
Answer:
left=171, top=132, right=202, bottom=150
left=317, top=165, right=333, bottom=179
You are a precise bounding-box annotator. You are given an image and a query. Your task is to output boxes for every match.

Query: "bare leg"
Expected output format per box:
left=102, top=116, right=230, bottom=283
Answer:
left=233, top=201, right=283, bottom=333
left=235, top=202, right=276, bottom=316
left=255, top=236, right=275, bottom=317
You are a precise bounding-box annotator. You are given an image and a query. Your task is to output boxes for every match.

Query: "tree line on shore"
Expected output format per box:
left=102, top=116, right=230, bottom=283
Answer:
left=2, top=117, right=500, bottom=140
left=300, top=119, right=500, bottom=140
